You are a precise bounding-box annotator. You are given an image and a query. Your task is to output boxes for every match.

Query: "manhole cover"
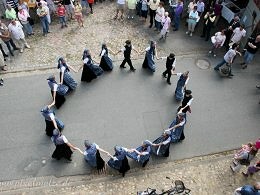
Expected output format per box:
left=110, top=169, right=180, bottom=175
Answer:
left=195, top=59, right=211, bottom=70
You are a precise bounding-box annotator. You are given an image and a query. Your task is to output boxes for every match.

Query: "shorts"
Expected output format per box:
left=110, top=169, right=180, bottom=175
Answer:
left=117, top=3, right=125, bottom=10
left=65, top=4, right=74, bottom=14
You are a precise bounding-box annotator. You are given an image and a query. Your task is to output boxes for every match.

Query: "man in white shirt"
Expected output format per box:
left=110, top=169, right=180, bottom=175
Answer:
left=148, top=0, right=159, bottom=28
left=8, top=19, right=30, bottom=53
left=154, top=2, right=165, bottom=32
left=230, top=24, right=246, bottom=45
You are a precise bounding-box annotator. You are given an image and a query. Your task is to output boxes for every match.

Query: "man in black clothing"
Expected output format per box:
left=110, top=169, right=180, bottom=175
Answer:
left=224, top=16, right=240, bottom=51
left=240, top=35, right=260, bottom=69
left=162, top=53, right=175, bottom=85
left=177, top=90, right=193, bottom=113
left=116, top=40, right=139, bottom=71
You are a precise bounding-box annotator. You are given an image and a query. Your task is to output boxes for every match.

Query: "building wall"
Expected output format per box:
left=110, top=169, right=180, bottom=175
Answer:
left=240, top=0, right=260, bottom=46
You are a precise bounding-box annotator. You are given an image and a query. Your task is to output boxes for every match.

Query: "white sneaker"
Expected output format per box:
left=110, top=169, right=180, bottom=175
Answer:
left=213, top=54, right=216, bottom=57
left=209, top=50, right=212, bottom=54
left=186, top=31, right=189, bottom=34
left=26, top=45, right=30, bottom=49
left=20, top=48, right=23, bottom=53
left=190, top=32, right=192, bottom=36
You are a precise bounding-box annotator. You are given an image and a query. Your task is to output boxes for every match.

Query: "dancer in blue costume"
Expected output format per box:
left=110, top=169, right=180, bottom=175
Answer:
left=141, top=41, right=160, bottom=72
left=173, top=71, right=190, bottom=101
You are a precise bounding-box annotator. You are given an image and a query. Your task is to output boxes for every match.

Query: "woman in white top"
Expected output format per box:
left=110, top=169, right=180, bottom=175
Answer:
left=186, top=6, right=199, bottom=36
left=17, top=6, right=34, bottom=35
left=154, top=2, right=165, bottom=32
left=209, top=29, right=226, bottom=57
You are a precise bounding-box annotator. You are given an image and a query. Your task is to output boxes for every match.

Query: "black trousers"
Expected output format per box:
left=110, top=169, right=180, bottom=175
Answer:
left=163, top=69, right=172, bottom=82
left=201, top=24, right=212, bottom=41
left=4, top=39, right=17, bottom=56
left=120, top=58, right=134, bottom=69
left=149, top=9, right=156, bottom=27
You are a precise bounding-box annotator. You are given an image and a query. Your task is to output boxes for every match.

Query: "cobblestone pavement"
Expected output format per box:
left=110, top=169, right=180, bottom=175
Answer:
left=1, top=2, right=170, bottom=73
left=0, top=151, right=259, bottom=195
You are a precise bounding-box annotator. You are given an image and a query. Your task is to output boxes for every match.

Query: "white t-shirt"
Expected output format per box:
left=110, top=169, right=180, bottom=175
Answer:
left=224, top=49, right=236, bottom=63
left=231, top=27, right=246, bottom=43
left=155, top=7, right=165, bottom=22
left=214, top=32, right=226, bottom=46
left=8, top=21, right=25, bottom=40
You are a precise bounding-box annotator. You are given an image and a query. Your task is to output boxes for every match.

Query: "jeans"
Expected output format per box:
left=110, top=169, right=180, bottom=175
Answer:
left=4, top=39, right=17, bottom=56
left=244, top=51, right=254, bottom=64
left=81, top=0, right=88, bottom=9
left=22, top=22, right=33, bottom=35
left=155, top=20, right=161, bottom=31
left=214, top=58, right=226, bottom=70
left=59, top=16, right=67, bottom=26
left=174, top=14, right=180, bottom=30
left=40, top=15, right=49, bottom=34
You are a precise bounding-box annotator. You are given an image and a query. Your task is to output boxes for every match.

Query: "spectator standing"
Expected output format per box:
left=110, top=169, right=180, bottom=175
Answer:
left=141, top=0, right=148, bottom=21
left=37, top=2, right=50, bottom=36
left=74, top=1, right=83, bottom=27
left=173, top=0, right=183, bottom=31
left=209, top=29, right=226, bottom=57
left=0, top=20, right=19, bottom=56
left=154, top=2, right=165, bottom=32
left=224, top=16, right=240, bottom=50
left=114, top=0, right=126, bottom=20
left=240, top=35, right=260, bottom=69
left=186, top=6, right=198, bottom=36
left=56, top=3, right=67, bottom=28
left=17, top=6, right=33, bottom=36
left=230, top=24, right=246, bottom=46
left=148, top=0, right=159, bottom=28
left=126, top=0, right=137, bottom=19
left=160, top=12, right=171, bottom=40
left=200, top=8, right=215, bottom=41
left=187, top=0, right=196, bottom=14
left=196, top=0, right=204, bottom=16
left=6, top=0, right=19, bottom=13
left=213, top=0, right=222, bottom=26
left=5, top=4, right=17, bottom=20
left=18, top=0, right=29, bottom=12
left=80, top=0, right=88, bottom=15
left=36, top=0, right=51, bottom=24
left=63, top=0, right=74, bottom=20
left=8, top=19, right=30, bottom=53
left=87, top=0, right=94, bottom=14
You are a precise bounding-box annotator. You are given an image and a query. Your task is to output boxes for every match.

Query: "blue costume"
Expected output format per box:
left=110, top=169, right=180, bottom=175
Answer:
left=168, top=113, right=186, bottom=143
left=175, top=74, right=188, bottom=101
left=151, top=132, right=171, bottom=157
left=41, top=106, right=64, bottom=136
left=107, top=146, right=130, bottom=177
left=58, top=57, right=77, bottom=91
left=99, top=45, right=113, bottom=71
left=142, top=42, right=156, bottom=72
left=47, top=75, right=69, bottom=109
left=83, top=140, right=105, bottom=171
left=81, top=49, right=104, bottom=82
left=126, top=141, right=151, bottom=167
left=51, top=129, right=72, bottom=161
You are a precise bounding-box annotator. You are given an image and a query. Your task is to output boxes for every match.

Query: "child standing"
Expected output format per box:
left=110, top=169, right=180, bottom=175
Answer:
left=56, top=3, right=67, bottom=28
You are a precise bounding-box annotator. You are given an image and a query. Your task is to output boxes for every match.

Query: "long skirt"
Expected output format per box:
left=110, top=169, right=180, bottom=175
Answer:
left=96, top=150, right=105, bottom=172
left=45, top=119, right=64, bottom=136
left=52, top=143, right=73, bottom=160
left=99, top=56, right=113, bottom=71
left=108, top=156, right=130, bottom=176
left=81, top=64, right=103, bottom=82
left=175, top=83, right=184, bottom=101
left=142, top=54, right=155, bottom=72
left=151, top=136, right=170, bottom=157
left=63, top=72, right=77, bottom=91
left=169, top=119, right=185, bottom=143
left=51, top=91, right=66, bottom=109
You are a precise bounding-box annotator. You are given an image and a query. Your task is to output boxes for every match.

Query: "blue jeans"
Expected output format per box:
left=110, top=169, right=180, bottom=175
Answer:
left=59, top=16, right=66, bottom=26
left=22, top=22, right=33, bottom=35
left=174, top=14, right=180, bottom=30
left=214, top=58, right=227, bottom=70
left=81, top=0, right=88, bottom=8
left=155, top=20, right=161, bottom=31
left=244, top=51, right=254, bottom=64
left=40, top=15, right=49, bottom=34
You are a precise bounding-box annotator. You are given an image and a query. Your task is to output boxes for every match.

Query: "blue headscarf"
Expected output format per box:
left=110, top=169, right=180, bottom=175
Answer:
left=57, top=57, right=69, bottom=72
